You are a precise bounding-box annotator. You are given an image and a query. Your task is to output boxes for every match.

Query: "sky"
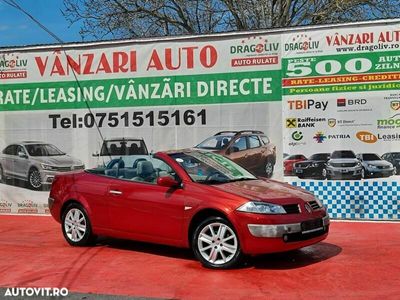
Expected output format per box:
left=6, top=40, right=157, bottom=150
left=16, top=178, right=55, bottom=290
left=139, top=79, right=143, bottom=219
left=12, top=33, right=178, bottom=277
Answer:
left=0, top=0, right=83, bottom=47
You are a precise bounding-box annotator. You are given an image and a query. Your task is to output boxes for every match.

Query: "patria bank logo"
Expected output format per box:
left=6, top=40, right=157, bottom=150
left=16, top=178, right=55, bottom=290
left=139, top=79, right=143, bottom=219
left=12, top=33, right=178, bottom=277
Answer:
left=313, top=132, right=327, bottom=143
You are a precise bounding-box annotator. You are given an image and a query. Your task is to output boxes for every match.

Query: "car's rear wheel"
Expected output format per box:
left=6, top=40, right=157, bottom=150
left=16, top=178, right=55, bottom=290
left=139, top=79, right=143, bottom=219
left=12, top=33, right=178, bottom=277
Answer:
left=62, top=203, right=95, bottom=246
left=264, top=159, right=274, bottom=178
left=192, top=217, right=242, bottom=269
left=28, top=168, right=42, bottom=190
left=0, top=165, right=3, bottom=183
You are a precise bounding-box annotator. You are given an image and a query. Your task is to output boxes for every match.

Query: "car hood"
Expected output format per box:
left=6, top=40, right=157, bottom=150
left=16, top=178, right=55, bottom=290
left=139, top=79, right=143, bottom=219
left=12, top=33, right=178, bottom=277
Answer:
left=364, top=160, right=392, bottom=167
left=212, top=179, right=314, bottom=205
left=31, top=155, right=82, bottom=166
left=297, top=159, right=326, bottom=164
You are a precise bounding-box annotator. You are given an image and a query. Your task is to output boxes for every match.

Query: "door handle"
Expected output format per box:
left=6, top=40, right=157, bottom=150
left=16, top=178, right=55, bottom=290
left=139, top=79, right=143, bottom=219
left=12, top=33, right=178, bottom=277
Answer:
left=109, top=190, right=122, bottom=195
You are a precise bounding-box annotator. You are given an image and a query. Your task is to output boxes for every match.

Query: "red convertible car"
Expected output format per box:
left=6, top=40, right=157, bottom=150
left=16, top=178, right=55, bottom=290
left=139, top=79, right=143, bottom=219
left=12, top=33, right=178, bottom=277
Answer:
left=49, top=150, right=329, bottom=269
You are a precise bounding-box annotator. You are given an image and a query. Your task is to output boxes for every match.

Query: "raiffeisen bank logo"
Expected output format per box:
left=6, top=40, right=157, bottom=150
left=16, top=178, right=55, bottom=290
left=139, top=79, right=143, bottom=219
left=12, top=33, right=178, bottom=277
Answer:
left=285, top=34, right=320, bottom=54
left=230, top=36, right=279, bottom=55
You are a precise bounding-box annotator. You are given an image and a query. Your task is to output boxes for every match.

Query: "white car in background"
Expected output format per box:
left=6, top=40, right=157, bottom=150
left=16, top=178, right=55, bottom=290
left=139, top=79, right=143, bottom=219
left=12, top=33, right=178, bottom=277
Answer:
left=0, top=141, right=84, bottom=190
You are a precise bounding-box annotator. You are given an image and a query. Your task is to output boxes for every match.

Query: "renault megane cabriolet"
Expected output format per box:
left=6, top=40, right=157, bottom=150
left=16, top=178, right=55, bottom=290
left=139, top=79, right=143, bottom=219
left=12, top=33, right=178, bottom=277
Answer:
left=49, top=150, right=329, bottom=269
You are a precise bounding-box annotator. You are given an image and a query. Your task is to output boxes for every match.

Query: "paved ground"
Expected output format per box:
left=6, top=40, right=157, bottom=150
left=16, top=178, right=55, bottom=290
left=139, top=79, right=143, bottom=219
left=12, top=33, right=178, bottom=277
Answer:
left=0, top=216, right=399, bottom=299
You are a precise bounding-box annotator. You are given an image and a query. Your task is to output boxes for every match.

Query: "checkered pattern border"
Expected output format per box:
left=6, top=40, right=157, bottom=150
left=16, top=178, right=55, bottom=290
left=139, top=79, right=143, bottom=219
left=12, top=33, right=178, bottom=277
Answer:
left=288, top=180, right=399, bottom=221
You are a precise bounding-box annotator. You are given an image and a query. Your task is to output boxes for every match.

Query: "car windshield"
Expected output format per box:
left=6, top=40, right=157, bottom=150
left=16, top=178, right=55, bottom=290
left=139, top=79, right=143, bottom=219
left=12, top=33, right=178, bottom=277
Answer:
left=25, top=144, right=65, bottom=156
left=362, top=154, right=381, bottom=161
left=331, top=151, right=356, bottom=159
left=100, top=140, right=147, bottom=156
left=310, top=153, right=330, bottom=160
left=170, top=151, right=256, bottom=184
left=196, top=135, right=233, bottom=150
left=391, top=153, right=400, bottom=159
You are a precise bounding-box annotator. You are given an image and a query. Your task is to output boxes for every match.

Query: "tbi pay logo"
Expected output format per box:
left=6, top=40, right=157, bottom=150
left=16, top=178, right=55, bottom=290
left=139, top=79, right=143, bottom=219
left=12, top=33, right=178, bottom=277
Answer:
left=287, top=99, right=328, bottom=111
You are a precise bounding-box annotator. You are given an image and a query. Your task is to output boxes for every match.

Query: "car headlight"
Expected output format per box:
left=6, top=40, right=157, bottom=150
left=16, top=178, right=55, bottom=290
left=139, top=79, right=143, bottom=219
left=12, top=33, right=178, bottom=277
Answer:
left=313, top=195, right=323, bottom=208
left=237, top=201, right=286, bottom=214
left=367, top=164, right=377, bottom=169
left=41, top=163, right=57, bottom=171
left=311, top=163, right=319, bottom=167
left=356, top=162, right=362, bottom=167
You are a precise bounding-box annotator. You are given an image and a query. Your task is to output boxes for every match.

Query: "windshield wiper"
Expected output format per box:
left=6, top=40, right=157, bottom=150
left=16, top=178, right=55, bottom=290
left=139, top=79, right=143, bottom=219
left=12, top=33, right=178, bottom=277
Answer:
left=228, top=177, right=257, bottom=182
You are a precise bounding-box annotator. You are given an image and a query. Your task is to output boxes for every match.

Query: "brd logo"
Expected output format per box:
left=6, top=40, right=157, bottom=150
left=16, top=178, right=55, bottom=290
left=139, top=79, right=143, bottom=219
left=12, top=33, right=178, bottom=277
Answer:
left=356, top=131, right=377, bottom=143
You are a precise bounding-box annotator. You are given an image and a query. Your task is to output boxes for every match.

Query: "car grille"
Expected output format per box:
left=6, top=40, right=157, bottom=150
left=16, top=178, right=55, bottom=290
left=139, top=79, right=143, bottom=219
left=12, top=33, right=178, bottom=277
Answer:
left=283, top=204, right=300, bottom=214
left=284, top=225, right=328, bottom=242
left=308, top=200, right=321, bottom=210
left=377, top=165, right=389, bottom=169
left=55, top=166, right=72, bottom=172
left=296, top=163, right=310, bottom=168
left=301, top=218, right=323, bottom=232
left=330, top=162, right=356, bottom=167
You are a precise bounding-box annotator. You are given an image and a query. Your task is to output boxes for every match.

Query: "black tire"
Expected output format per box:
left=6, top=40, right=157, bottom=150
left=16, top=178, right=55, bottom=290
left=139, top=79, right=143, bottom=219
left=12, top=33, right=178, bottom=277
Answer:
left=264, top=159, right=274, bottom=178
left=361, top=168, right=367, bottom=179
left=0, top=164, right=3, bottom=183
left=192, top=216, right=243, bottom=269
left=28, top=168, right=42, bottom=190
left=297, top=175, right=304, bottom=179
left=61, top=203, right=96, bottom=246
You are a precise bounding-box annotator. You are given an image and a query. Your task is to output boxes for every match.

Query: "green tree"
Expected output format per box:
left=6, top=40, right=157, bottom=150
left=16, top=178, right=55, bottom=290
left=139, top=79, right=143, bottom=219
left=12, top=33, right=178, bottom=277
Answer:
left=63, top=0, right=400, bottom=39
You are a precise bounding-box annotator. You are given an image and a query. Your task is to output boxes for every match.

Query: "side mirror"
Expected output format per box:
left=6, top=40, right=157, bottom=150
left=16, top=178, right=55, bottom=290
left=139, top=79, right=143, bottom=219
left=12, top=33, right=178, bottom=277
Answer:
left=18, top=152, right=27, bottom=158
left=92, top=152, right=99, bottom=157
left=157, top=176, right=180, bottom=188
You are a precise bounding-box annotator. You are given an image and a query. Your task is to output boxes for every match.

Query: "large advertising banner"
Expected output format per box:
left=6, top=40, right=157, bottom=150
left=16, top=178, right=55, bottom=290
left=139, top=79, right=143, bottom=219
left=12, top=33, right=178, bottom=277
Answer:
left=282, top=23, right=400, bottom=220
left=0, top=33, right=283, bottom=214
left=1, top=20, right=399, bottom=220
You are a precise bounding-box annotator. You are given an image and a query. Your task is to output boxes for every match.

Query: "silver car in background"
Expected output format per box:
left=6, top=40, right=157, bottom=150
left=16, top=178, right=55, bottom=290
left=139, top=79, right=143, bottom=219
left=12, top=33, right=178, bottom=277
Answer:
left=326, top=150, right=362, bottom=180
left=0, top=141, right=84, bottom=190
left=356, top=153, right=394, bottom=178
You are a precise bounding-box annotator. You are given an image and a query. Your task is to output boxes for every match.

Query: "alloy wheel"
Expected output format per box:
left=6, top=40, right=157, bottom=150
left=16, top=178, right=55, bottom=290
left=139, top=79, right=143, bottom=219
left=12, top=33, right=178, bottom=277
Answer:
left=197, top=222, right=238, bottom=265
left=265, top=161, right=274, bottom=177
left=29, top=169, right=42, bottom=189
left=64, top=208, right=87, bottom=242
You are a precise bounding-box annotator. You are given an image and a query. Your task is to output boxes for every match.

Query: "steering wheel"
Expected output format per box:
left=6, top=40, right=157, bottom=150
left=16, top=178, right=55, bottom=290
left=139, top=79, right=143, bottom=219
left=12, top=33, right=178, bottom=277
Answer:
left=205, top=171, right=228, bottom=182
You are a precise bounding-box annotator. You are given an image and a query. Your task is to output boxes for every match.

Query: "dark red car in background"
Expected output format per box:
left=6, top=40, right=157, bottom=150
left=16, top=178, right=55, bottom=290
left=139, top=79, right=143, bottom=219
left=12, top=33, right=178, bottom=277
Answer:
left=284, top=154, right=307, bottom=176
left=49, top=150, right=329, bottom=269
left=195, top=131, right=276, bottom=178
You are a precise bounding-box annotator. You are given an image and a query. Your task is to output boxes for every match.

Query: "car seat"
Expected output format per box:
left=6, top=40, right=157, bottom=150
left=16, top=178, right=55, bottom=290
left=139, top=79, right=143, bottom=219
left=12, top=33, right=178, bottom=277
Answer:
left=129, top=144, right=139, bottom=155
left=132, top=161, right=156, bottom=183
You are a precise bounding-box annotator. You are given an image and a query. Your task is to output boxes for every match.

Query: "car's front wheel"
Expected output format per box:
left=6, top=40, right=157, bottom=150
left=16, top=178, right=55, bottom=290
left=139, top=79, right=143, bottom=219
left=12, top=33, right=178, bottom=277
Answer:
left=192, top=217, right=243, bottom=269
left=28, top=168, right=42, bottom=190
left=62, top=203, right=95, bottom=246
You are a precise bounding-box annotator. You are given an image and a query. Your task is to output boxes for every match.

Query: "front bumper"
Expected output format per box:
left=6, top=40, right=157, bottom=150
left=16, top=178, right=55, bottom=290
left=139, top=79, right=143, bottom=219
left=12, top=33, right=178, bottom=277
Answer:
left=364, top=167, right=394, bottom=177
left=294, top=166, right=322, bottom=177
left=233, top=209, right=330, bottom=255
left=248, top=215, right=330, bottom=238
left=326, top=166, right=362, bottom=178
